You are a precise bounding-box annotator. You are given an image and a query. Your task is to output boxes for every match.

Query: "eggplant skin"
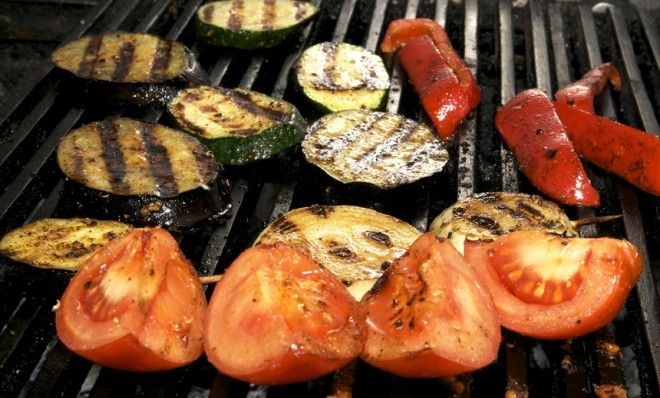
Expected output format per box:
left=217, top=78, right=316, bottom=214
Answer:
left=59, top=176, right=231, bottom=231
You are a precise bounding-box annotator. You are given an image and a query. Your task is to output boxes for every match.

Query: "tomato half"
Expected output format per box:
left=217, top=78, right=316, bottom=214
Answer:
left=204, top=243, right=365, bottom=385
left=361, top=233, right=501, bottom=378
left=464, top=230, right=643, bottom=340
left=55, top=228, right=207, bottom=371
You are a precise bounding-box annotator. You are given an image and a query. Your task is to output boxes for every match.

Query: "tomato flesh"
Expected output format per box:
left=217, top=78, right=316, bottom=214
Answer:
left=204, top=243, right=365, bottom=385
left=55, top=228, right=207, bottom=371
left=361, top=233, right=501, bottom=378
left=464, top=230, right=643, bottom=340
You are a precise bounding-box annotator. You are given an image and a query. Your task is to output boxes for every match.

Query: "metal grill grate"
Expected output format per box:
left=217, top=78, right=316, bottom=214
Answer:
left=0, top=0, right=658, bottom=396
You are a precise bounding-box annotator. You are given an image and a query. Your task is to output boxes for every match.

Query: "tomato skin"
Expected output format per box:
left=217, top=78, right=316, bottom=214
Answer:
left=554, top=62, right=621, bottom=114
left=56, top=228, right=207, bottom=372
left=495, top=89, right=600, bottom=206
left=204, top=243, right=365, bottom=385
left=463, top=231, right=643, bottom=340
left=361, top=233, right=501, bottom=378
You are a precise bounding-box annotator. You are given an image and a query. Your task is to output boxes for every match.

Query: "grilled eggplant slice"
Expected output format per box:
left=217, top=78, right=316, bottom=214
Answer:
left=57, top=118, right=230, bottom=230
left=196, top=0, right=319, bottom=49
left=302, top=110, right=448, bottom=189
left=52, top=32, right=207, bottom=105
left=430, top=192, right=578, bottom=254
left=294, top=42, right=390, bottom=112
left=169, top=86, right=307, bottom=165
left=254, top=205, right=422, bottom=300
left=0, top=218, right=132, bottom=270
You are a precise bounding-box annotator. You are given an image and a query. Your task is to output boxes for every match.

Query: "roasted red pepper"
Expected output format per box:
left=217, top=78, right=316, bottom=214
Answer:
left=495, top=89, right=600, bottom=206
left=554, top=62, right=621, bottom=114
left=381, top=18, right=480, bottom=139
left=554, top=102, right=660, bottom=196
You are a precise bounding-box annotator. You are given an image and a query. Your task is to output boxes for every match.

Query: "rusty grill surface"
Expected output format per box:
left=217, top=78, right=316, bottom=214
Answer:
left=0, top=0, right=658, bottom=396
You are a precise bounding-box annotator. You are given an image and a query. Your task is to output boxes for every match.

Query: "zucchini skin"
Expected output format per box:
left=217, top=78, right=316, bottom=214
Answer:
left=59, top=176, right=231, bottom=231
left=196, top=1, right=319, bottom=49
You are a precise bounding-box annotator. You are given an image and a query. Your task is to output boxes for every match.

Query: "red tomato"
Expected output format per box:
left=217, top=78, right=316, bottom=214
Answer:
left=464, top=230, right=643, bottom=340
left=55, top=228, right=207, bottom=372
left=204, top=243, right=365, bottom=385
left=361, top=233, right=501, bottom=377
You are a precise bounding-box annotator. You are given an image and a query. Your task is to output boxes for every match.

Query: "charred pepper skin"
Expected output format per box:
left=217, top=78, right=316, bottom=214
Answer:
left=495, top=89, right=600, bottom=207
left=381, top=18, right=480, bottom=139
left=554, top=62, right=621, bottom=114
left=554, top=102, right=660, bottom=196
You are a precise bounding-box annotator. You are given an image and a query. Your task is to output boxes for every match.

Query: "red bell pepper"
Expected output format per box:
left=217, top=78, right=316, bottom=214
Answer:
left=554, top=102, right=660, bottom=196
left=495, top=89, right=600, bottom=206
left=554, top=62, right=621, bottom=114
left=381, top=18, right=480, bottom=139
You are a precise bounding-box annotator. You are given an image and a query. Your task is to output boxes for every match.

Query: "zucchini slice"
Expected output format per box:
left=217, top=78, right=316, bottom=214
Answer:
left=169, top=86, right=307, bottom=165
left=57, top=117, right=218, bottom=197
left=294, top=42, right=390, bottom=112
left=52, top=32, right=203, bottom=84
left=430, top=192, right=578, bottom=254
left=254, top=205, right=422, bottom=300
left=197, top=0, right=319, bottom=49
left=0, top=218, right=132, bottom=270
left=302, top=110, right=448, bottom=189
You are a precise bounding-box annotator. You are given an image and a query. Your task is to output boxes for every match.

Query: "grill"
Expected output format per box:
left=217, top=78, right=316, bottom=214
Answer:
left=0, top=0, right=658, bottom=396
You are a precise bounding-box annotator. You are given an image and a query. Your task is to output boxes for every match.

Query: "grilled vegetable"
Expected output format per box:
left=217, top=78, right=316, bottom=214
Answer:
left=57, top=118, right=230, bottom=230
left=294, top=42, right=390, bottom=113
left=197, top=0, right=319, bottom=49
left=381, top=18, right=480, bottom=139
left=254, top=205, right=422, bottom=300
left=554, top=62, right=621, bottom=114
left=52, top=32, right=206, bottom=105
left=495, top=89, right=600, bottom=206
left=0, top=218, right=132, bottom=270
left=430, top=192, right=578, bottom=254
left=168, top=86, right=307, bottom=165
left=302, top=110, right=448, bottom=189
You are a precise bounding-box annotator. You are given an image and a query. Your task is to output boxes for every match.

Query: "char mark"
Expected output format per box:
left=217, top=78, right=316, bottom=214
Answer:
left=271, top=216, right=299, bottom=234
left=352, top=117, right=417, bottom=170
left=316, top=42, right=339, bottom=90
left=308, top=204, right=333, bottom=218
left=294, top=1, right=307, bottom=21
left=226, top=90, right=289, bottom=122
left=517, top=201, right=544, bottom=220
left=261, top=0, right=276, bottom=31
left=77, top=35, right=103, bottom=78
left=467, top=215, right=502, bottom=233
left=150, top=40, right=173, bottom=82
left=71, top=143, right=87, bottom=185
left=98, top=120, right=130, bottom=194
left=313, top=112, right=382, bottom=161
left=111, top=41, right=136, bottom=82
left=329, top=247, right=356, bottom=259
left=494, top=204, right=529, bottom=220
left=364, top=231, right=392, bottom=247
left=203, top=5, right=215, bottom=22
left=228, top=0, right=244, bottom=32
left=140, top=123, right=179, bottom=198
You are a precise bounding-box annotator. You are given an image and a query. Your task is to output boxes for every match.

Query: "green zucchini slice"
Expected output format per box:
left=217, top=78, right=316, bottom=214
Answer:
left=254, top=205, right=422, bottom=300
left=302, top=110, right=449, bottom=189
left=197, top=0, right=319, bottom=49
left=294, top=42, right=390, bottom=112
left=169, top=86, right=307, bottom=165
left=57, top=117, right=218, bottom=197
left=0, top=218, right=132, bottom=270
left=430, top=192, right=578, bottom=254
left=52, top=32, right=200, bottom=84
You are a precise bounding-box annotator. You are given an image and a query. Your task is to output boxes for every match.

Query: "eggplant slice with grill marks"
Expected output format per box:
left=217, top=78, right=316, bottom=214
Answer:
left=57, top=118, right=230, bottom=230
left=294, top=42, right=390, bottom=113
left=0, top=218, right=132, bottom=271
left=302, top=110, right=448, bottom=189
left=196, top=0, right=319, bottom=49
left=254, top=205, right=422, bottom=300
left=430, top=192, right=578, bottom=254
left=52, top=32, right=207, bottom=106
left=168, top=86, right=307, bottom=165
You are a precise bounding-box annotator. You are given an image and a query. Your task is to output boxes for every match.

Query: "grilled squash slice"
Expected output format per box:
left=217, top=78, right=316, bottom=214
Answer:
left=169, top=86, right=307, bottom=165
left=430, top=192, right=578, bottom=254
left=254, top=205, right=422, bottom=300
left=302, top=110, right=448, bottom=189
left=0, top=218, right=132, bottom=270
left=294, top=42, right=390, bottom=112
left=197, top=0, right=319, bottom=49
left=57, top=118, right=230, bottom=230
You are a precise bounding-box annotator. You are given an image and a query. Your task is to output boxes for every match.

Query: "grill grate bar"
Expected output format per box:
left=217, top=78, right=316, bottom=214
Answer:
left=333, top=0, right=358, bottom=42
left=638, top=11, right=660, bottom=68
left=529, top=0, right=552, bottom=94
left=435, top=0, right=448, bottom=28
left=498, top=0, right=518, bottom=193
left=365, top=0, right=388, bottom=52
left=385, top=0, right=420, bottom=113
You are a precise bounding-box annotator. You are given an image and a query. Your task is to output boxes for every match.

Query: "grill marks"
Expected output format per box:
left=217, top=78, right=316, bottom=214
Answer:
left=228, top=0, right=244, bottom=31
left=261, top=0, right=276, bottom=31
left=77, top=35, right=103, bottom=79
left=226, top=89, right=289, bottom=122
left=139, top=123, right=179, bottom=197
left=111, top=41, right=136, bottom=81
left=150, top=40, right=173, bottom=82
left=98, top=120, right=130, bottom=195
left=319, top=42, right=340, bottom=90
